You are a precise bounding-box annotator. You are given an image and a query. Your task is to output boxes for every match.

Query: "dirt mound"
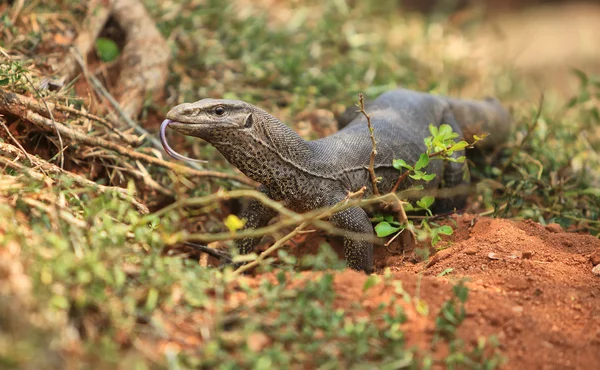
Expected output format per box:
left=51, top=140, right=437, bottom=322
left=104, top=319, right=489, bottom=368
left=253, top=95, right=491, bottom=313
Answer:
left=380, top=215, right=600, bottom=368
left=280, top=215, right=600, bottom=367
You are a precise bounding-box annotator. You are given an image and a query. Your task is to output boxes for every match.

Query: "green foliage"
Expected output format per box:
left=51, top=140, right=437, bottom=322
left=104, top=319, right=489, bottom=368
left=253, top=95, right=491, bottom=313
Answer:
left=434, top=281, right=505, bottom=369
left=376, top=123, right=483, bottom=246
left=0, top=170, right=500, bottom=368
left=488, top=69, right=600, bottom=235
left=95, top=37, right=121, bottom=62
left=0, top=60, right=31, bottom=92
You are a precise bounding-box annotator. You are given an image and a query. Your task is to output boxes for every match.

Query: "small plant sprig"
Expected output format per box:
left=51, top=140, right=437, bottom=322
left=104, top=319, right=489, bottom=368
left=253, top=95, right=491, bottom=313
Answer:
left=435, top=280, right=469, bottom=340
left=392, top=123, right=487, bottom=192
left=374, top=124, right=486, bottom=248
left=435, top=281, right=504, bottom=368
left=0, top=60, right=31, bottom=93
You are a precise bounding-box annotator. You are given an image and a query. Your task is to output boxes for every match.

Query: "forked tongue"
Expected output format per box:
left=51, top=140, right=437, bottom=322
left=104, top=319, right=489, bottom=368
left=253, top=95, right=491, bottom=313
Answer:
left=160, top=119, right=208, bottom=163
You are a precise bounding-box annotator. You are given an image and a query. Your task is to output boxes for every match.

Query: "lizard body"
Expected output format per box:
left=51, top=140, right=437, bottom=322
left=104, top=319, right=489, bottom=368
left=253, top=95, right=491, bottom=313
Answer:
left=164, top=89, right=511, bottom=273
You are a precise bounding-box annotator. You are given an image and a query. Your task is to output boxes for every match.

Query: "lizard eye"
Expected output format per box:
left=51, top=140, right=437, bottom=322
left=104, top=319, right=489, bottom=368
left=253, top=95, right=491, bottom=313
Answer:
left=214, top=106, right=225, bottom=116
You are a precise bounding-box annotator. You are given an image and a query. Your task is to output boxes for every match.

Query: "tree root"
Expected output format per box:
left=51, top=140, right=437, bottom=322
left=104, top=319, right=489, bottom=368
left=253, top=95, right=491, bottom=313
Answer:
left=51, top=0, right=169, bottom=124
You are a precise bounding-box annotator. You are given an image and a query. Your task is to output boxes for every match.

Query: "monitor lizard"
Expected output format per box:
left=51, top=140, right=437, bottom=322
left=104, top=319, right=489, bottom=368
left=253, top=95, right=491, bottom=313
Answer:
left=162, top=88, right=511, bottom=273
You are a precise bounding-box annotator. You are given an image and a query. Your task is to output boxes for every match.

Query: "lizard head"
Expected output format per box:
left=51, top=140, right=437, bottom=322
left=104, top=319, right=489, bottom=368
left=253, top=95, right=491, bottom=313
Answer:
left=165, top=98, right=256, bottom=141
left=163, top=98, right=310, bottom=188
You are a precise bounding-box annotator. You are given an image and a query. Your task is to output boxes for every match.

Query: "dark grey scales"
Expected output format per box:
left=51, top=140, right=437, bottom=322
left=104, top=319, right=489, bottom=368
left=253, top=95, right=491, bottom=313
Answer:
left=163, top=89, right=512, bottom=273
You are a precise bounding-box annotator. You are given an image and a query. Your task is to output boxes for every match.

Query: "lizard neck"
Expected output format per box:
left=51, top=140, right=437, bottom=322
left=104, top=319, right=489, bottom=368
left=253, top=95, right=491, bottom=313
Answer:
left=211, top=108, right=314, bottom=193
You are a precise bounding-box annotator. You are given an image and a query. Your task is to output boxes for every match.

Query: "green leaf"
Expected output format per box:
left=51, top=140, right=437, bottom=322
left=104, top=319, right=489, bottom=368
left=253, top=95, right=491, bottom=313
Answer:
left=409, top=173, right=421, bottom=181
left=145, top=288, right=159, bottom=311
left=363, top=275, right=380, bottom=292
left=437, top=124, right=452, bottom=139
left=375, top=221, right=402, bottom=237
left=450, top=141, right=469, bottom=151
left=453, top=283, right=469, bottom=303
left=582, top=188, right=600, bottom=198
left=421, top=173, right=436, bottom=181
left=393, top=158, right=412, bottom=171
left=0, top=78, right=9, bottom=86
left=415, top=153, right=429, bottom=170
left=572, top=68, right=589, bottom=87
left=415, top=298, right=429, bottom=316
left=437, top=225, right=454, bottom=235
left=473, top=133, right=489, bottom=142
left=403, top=203, right=414, bottom=211
left=437, top=268, right=454, bottom=277
left=96, top=37, right=120, bottom=62
left=446, top=156, right=466, bottom=163
left=417, top=196, right=435, bottom=209
left=410, top=170, right=424, bottom=179
left=429, top=124, right=438, bottom=137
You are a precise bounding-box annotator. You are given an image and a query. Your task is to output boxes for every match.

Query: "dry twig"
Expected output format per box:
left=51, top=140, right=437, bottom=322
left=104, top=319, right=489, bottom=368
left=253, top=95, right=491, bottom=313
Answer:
left=54, top=103, right=141, bottom=146
left=0, top=50, right=65, bottom=168
left=152, top=189, right=399, bottom=247
left=0, top=141, right=150, bottom=213
left=357, top=93, right=380, bottom=196
left=232, top=221, right=309, bottom=276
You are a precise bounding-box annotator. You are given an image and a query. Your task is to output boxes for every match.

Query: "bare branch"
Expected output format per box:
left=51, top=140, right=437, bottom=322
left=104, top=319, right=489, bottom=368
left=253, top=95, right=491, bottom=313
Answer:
left=232, top=221, right=309, bottom=276
left=357, top=93, right=380, bottom=196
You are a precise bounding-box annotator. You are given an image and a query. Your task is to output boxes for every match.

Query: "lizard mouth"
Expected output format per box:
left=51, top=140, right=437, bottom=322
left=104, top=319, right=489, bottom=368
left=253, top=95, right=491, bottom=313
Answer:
left=159, top=119, right=208, bottom=163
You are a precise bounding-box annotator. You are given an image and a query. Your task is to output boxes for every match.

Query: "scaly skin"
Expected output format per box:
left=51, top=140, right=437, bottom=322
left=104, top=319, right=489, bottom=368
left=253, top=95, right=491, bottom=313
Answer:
left=165, top=89, right=511, bottom=273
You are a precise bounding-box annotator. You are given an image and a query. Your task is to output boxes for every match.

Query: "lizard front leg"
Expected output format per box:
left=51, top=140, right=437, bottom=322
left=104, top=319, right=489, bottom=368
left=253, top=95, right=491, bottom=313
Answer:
left=236, top=186, right=278, bottom=256
left=329, top=205, right=374, bottom=274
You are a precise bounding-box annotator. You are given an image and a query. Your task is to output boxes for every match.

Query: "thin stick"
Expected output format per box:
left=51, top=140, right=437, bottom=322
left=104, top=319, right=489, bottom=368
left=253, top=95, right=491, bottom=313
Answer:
left=229, top=189, right=373, bottom=275
left=0, top=117, right=37, bottom=169
left=55, top=103, right=140, bottom=146
left=163, top=189, right=397, bottom=245
left=390, top=169, right=410, bottom=194
left=0, top=50, right=65, bottom=168
left=357, top=93, right=380, bottom=196
left=232, top=221, right=309, bottom=276
left=0, top=142, right=150, bottom=213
